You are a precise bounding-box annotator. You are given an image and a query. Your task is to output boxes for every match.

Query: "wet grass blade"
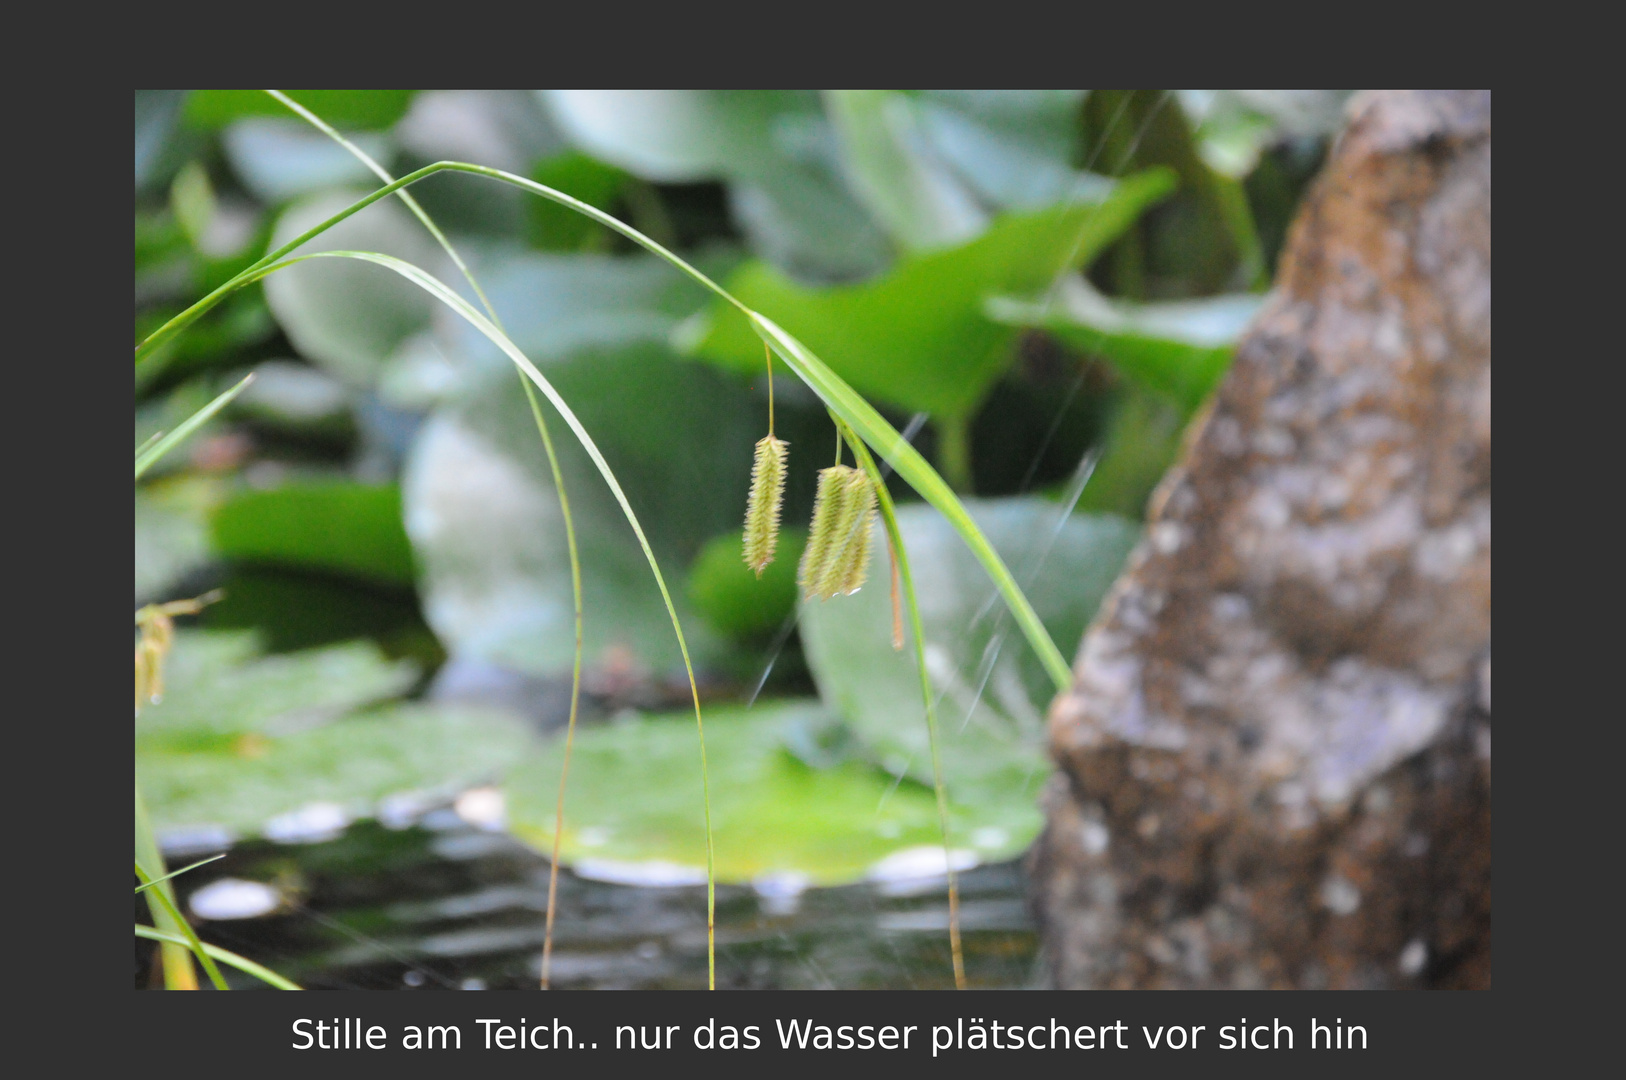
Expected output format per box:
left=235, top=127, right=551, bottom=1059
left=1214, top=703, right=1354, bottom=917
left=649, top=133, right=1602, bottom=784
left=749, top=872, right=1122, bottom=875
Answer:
left=842, top=423, right=965, bottom=988
left=264, top=91, right=588, bottom=991
left=753, top=314, right=1073, bottom=691
left=229, top=247, right=720, bottom=990
left=134, top=925, right=301, bottom=989
left=133, top=853, right=225, bottom=895
left=135, top=860, right=230, bottom=990
left=134, top=373, right=254, bottom=481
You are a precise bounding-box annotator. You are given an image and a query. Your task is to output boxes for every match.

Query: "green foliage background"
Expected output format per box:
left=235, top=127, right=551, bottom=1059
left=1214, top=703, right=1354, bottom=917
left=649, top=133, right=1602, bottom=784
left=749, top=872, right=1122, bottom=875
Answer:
left=135, top=89, right=1343, bottom=888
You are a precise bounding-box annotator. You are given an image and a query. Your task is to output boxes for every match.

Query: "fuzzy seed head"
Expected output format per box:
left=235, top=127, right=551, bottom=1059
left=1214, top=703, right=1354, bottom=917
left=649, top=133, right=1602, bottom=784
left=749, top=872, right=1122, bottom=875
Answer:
left=833, top=470, right=877, bottom=596
left=798, top=466, right=847, bottom=600
left=743, top=435, right=788, bottom=576
left=799, top=465, right=875, bottom=601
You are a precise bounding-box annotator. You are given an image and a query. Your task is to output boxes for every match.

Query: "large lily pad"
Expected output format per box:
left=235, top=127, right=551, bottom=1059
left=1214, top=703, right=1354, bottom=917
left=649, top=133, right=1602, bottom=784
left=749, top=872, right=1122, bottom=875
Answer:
left=504, top=701, right=1036, bottom=887
left=136, top=631, right=529, bottom=840
left=683, top=171, right=1175, bottom=422
left=798, top=498, right=1139, bottom=804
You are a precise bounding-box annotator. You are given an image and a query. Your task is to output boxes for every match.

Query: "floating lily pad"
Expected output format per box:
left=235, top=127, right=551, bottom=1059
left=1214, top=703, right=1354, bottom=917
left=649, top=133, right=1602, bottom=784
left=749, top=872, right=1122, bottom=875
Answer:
left=137, top=631, right=529, bottom=840
left=798, top=498, right=1139, bottom=804
left=504, top=701, right=1036, bottom=887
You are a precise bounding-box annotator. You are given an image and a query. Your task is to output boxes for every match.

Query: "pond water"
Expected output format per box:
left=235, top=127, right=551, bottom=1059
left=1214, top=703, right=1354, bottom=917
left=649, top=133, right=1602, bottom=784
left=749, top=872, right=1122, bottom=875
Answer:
left=137, top=805, right=1041, bottom=990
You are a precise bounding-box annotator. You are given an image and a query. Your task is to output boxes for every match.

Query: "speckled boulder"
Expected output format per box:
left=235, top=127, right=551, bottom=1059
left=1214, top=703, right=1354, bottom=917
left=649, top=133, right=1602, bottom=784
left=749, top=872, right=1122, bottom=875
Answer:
left=1030, top=90, right=1491, bottom=989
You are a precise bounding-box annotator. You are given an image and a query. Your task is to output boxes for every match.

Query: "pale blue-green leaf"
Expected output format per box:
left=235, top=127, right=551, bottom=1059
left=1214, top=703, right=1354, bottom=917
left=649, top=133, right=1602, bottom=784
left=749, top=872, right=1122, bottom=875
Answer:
left=135, top=630, right=417, bottom=738
left=915, top=90, right=1110, bottom=212
left=262, top=190, right=437, bottom=387
left=402, top=342, right=750, bottom=677
left=539, top=90, right=892, bottom=282
left=799, top=499, right=1139, bottom=802
left=223, top=118, right=392, bottom=203
left=135, top=476, right=223, bottom=603
left=987, top=277, right=1263, bottom=414
left=823, top=89, right=988, bottom=252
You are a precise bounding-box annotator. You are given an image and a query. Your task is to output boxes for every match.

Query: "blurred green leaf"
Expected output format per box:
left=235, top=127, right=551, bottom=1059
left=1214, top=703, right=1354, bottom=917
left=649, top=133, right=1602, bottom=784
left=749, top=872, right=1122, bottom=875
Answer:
left=138, top=634, right=524, bottom=843
left=799, top=498, right=1139, bottom=803
left=136, top=631, right=416, bottom=738
left=262, top=189, right=436, bottom=386
left=437, top=248, right=719, bottom=382
left=136, top=476, right=223, bottom=602
left=526, top=152, right=629, bottom=250
left=823, top=89, right=988, bottom=252
left=222, top=119, right=393, bottom=204
left=687, top=528, right=807, bottom=642
left=211, top=481, right=417, bottom=587
left=684, top=171, right=1175, bottom=421
left=505, top=701, right=1036, bottom=886
left=915, top=90, right=1101, bottom=212
left=988, top=277, right=1263, bottom=415
left=539, top=89, right=892, bottom=282
left=185, top=90, right=415, bottom=131
left=402, top=341, right=746, bottom=679
left=1073, top=385, right=1188, bottom=519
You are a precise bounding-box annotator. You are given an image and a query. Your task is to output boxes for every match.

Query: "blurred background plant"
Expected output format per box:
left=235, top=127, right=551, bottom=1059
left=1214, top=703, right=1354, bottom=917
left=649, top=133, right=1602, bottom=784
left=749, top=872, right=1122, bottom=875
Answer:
left=134, top=89, right=1350, bottom=989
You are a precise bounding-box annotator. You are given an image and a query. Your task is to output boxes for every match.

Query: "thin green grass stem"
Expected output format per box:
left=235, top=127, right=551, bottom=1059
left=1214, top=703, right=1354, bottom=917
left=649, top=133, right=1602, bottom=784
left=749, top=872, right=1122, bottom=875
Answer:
left=135, top=782, right=194, bottom=989
left=134, top=926, right=301, bottom=989
left=751, top=313, right=1073, bottom=692
left=219, top=246, right=718, bottom=989
left=133, top=853, right=225, bottom=895
left=935, top=413, right=974, bottom=494
left=264, top=93, right=590, bottom=991
left=135, top=859, right=230, bottom=991
left=841, top=423, right=966, bottom=990
left=134, top=374, right=254, bottom=481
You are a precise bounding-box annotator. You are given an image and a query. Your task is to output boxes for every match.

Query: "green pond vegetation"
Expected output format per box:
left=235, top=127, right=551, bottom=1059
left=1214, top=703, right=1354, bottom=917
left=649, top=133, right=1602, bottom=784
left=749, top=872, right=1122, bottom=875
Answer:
left=135, top=89, right=1342, bottom=989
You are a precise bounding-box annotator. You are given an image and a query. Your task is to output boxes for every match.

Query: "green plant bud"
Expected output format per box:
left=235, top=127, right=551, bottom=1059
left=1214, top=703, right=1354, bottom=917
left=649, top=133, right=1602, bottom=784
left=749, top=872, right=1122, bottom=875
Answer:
left=798, top=466, right=850, bottom=600
left=742, top=435, right=788, bottom=576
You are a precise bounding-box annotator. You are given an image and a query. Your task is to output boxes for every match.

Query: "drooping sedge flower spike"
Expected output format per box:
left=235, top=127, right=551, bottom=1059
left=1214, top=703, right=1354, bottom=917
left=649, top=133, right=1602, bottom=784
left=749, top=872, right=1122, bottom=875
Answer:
left=798, top=465, right=876, bottom=600
left=743, top=435, right=788, bottom=576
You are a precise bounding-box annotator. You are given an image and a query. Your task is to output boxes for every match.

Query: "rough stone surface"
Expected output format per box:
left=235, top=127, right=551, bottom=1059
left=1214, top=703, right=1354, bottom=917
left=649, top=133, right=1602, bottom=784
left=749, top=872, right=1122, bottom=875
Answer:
left=1030, top=90, right=1490, bottom=989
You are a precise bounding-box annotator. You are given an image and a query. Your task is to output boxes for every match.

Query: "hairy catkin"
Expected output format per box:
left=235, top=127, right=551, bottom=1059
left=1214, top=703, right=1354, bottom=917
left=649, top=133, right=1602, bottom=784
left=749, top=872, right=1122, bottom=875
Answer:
left=742, top=435, right=788, bottom=576
left=829, top=469, right=876, bottom=597
left=799, top=465, right=875, bottom=600
left=798, top=466, right=848, bottom=600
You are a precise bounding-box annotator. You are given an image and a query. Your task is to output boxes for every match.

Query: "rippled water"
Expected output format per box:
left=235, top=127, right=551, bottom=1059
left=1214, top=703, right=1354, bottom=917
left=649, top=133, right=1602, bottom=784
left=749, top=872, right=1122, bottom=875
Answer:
left=137, top=806, right=1041, bottom=990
